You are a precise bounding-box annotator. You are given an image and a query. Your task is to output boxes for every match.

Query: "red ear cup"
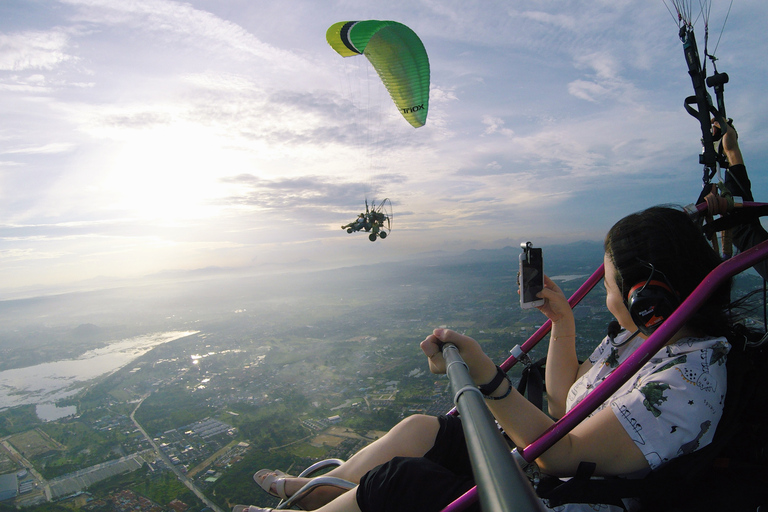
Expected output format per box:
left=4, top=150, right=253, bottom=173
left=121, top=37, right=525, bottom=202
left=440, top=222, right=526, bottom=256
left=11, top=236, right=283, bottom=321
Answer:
left=626, top=280, right=680, bottom=336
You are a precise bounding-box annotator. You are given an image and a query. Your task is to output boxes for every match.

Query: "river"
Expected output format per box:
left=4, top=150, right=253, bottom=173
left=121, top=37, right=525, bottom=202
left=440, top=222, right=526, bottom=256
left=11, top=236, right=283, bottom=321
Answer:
left=0, top=331, right=198, bottom=420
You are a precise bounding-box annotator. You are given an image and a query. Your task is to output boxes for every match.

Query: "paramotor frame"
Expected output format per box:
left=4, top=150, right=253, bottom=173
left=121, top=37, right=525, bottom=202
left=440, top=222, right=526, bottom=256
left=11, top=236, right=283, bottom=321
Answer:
left=340, top=198, right=393, bottom=242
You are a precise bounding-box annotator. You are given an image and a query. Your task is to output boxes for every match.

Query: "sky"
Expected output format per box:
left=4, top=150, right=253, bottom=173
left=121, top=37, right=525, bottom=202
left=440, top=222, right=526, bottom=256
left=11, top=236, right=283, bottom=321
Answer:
left=1, top=0, right=767, bottom=298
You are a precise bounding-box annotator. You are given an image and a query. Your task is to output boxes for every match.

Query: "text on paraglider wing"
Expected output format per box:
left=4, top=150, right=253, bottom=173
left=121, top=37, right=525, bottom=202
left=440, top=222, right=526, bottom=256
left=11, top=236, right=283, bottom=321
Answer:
left=401, top=104, right=425, bottom=114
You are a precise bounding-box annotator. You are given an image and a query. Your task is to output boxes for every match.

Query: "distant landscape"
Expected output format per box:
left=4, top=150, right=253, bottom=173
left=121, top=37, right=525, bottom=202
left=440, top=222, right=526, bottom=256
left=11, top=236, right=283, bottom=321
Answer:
left=0, top=242, right=762, bottom=512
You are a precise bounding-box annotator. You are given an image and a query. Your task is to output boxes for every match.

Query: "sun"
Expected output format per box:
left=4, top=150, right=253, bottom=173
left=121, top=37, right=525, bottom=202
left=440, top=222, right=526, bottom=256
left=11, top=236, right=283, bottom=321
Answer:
left=102, top=123, right=253, bottom=222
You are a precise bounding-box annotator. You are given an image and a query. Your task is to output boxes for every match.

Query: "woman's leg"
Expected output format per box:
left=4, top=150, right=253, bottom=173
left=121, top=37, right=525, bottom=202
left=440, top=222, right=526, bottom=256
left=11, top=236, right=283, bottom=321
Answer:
left=311, top=487, right=362, bottom=512
left=239, top=488, right=363, bottom=512
left=325, top=414, right=441, bottom=482
left=271, top=414, right=441, bottom=509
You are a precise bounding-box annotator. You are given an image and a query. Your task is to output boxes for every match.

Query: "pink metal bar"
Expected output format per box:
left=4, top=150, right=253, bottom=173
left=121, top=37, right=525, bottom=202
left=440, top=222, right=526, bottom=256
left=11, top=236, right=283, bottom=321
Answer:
left=441, top=487, right=479, bottom=512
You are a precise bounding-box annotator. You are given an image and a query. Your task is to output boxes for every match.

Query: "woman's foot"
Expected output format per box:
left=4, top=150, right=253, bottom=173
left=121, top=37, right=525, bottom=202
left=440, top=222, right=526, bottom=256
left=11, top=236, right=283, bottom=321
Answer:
left=254, top=470, right=317, bottom=509
left=253, top=469, right=291, bottom=500
left=253, top=469, right=349, bottom=510
left=232, top=506, right=272, bottom=512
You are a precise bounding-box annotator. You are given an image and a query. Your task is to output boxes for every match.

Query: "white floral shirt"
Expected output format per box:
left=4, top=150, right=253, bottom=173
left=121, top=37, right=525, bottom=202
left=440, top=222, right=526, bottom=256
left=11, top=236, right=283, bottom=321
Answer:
left=544, top=330, right=730, bottom=511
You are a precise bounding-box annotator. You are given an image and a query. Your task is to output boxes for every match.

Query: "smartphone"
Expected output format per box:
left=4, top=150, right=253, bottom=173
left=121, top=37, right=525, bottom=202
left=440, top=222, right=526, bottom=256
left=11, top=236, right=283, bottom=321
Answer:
left=519, top=242, right=544, bottom=309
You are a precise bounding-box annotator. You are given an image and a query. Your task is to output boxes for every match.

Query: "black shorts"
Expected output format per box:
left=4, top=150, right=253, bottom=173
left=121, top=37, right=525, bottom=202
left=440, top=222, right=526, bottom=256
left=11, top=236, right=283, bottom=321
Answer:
left=356, top=414, right=481, bottom=512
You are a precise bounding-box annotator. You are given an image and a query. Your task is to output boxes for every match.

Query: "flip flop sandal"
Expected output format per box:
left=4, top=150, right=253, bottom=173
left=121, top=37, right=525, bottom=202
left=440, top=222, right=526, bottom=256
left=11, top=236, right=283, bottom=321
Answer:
left=253, top=469, right=291, bottom=500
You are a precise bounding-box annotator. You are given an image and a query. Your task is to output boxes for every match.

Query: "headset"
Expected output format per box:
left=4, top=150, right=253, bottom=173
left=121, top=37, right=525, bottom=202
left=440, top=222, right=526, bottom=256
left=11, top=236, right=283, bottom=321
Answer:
left=625, top=262, right=680, bottom=337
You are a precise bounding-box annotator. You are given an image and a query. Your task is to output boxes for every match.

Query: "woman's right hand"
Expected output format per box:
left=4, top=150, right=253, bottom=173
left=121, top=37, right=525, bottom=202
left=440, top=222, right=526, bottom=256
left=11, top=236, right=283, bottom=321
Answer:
left=536, top=275, right=573, bottom=324
left=420, top=329, right=497, bottom=385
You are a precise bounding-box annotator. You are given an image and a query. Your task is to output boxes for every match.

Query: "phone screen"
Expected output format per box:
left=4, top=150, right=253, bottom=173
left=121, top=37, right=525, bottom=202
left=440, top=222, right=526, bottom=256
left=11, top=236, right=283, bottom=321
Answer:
left=521, top=247, right=543, bottom=305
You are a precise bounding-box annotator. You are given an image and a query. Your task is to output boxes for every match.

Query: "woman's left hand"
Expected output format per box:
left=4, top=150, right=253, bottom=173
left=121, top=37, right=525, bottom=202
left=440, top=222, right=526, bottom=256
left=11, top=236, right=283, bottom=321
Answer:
left=536, top=275, right=572, bottom=323
left=420, top=328, right=497, bottom=385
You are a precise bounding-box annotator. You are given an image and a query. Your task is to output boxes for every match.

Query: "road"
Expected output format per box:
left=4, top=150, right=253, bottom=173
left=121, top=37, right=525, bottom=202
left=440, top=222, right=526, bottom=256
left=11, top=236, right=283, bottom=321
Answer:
left=130, top=394, right=225, bottom=512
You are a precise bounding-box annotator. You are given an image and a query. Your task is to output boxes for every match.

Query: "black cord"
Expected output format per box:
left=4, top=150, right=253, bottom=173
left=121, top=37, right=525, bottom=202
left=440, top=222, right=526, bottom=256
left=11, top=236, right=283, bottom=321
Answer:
left=607, top=320, right=641, bottom=347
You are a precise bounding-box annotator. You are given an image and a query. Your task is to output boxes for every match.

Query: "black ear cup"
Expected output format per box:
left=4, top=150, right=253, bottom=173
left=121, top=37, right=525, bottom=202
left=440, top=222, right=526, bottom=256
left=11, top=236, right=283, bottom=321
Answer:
left=627, top=280, right=680, bottom=336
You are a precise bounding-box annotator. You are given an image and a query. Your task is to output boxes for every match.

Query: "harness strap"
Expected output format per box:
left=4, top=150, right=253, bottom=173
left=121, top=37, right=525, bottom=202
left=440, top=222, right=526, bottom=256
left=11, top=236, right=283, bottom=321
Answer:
left=537, top=462, right=628, bottom=510
left=702, top=206, right=768, bottom=237
left=516, top=357, right=546, bottom=412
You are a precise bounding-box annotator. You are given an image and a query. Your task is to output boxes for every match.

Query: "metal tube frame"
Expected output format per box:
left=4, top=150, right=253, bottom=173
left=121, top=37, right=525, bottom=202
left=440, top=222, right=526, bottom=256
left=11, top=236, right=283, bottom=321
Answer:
left=442, top=343, right=545, bottom=512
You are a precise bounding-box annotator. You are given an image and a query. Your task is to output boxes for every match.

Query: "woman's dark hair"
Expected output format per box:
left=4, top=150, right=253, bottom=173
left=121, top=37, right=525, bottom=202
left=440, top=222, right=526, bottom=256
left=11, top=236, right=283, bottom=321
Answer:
left=604, top=205, right=731, bottom=337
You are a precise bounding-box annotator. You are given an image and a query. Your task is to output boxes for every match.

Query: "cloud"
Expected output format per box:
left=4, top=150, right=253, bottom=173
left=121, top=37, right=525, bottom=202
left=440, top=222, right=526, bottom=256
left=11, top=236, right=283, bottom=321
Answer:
left=0, top=30, right=73, bottom=71
left=60, top=0, right=307, bottom=70
left=519, top=10, right=578, bottom=31
left=219, top=174, right=389, bottom=213
left=0, top=247, right=67, bottom=263
left=482, top=116, right=514, bottom=136
left=568, top=80, right=610, bottom=103
left=2, top=143, right=76, bottom=155
left=566, top=50, right=638, bottom=103
left=0, top=217, right=130, bottom=239
left=430, top=85, right=459, bottom=105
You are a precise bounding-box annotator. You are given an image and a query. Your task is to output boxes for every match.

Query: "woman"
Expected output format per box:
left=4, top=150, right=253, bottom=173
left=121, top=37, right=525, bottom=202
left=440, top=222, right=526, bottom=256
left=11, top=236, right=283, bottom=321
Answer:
left=236, top=206, right=733, bottom=512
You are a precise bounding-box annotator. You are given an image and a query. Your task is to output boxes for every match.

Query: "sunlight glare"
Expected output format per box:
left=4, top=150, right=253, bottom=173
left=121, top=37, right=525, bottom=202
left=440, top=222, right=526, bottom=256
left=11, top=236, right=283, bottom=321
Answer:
left=103, top=124, right=255, bottom=221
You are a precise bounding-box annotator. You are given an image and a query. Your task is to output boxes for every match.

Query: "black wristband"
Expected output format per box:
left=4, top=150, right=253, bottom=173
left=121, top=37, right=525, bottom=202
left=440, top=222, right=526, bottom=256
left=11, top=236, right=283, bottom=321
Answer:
left=484, top=380, right=513, bottom=401
left=477, top=366, right=506, bottom=396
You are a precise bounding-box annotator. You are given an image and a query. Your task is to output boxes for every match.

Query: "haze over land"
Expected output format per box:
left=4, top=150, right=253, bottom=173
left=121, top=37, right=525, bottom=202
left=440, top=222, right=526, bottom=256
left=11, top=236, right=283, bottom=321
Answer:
left=1, top=239, right=761, bottom=409
left=0, top=242, right=617, bottom=510
left=0, top=241, right=764, bottom=510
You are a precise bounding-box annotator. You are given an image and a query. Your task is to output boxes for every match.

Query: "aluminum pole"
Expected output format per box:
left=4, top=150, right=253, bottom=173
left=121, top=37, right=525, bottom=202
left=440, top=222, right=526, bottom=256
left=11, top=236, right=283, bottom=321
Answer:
left=442, top=343, right=544, bottom=512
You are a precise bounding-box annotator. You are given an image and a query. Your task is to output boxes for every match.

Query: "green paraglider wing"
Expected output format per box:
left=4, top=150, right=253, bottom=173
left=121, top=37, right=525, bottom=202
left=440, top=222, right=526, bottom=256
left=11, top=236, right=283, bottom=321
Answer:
left=326, top=20, right=430, bottom=128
